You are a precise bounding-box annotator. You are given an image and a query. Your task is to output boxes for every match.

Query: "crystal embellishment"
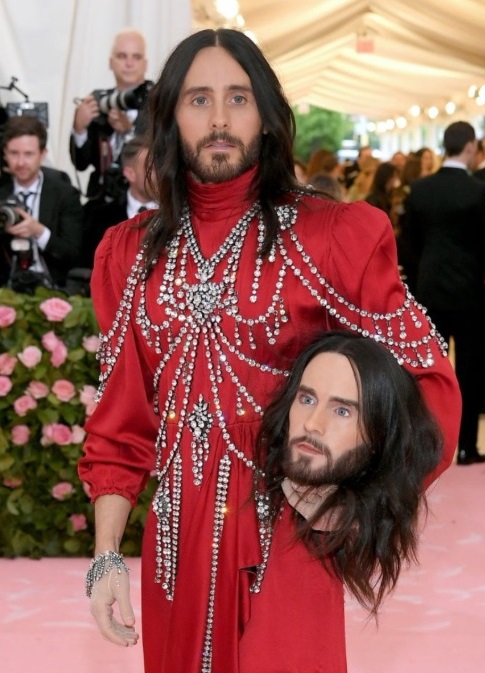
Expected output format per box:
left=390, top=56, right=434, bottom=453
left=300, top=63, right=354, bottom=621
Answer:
left=188, top=395, right=213, bottom=485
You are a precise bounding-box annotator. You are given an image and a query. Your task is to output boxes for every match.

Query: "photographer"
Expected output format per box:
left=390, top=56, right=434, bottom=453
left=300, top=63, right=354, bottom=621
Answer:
left=82, top=136, right=158, bottom=267
left=0, top=116, right=83, bottom=291
left=70, top=28, right=151, bottom=202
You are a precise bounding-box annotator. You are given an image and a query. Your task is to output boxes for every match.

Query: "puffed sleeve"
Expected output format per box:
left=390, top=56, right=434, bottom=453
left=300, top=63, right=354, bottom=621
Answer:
left=319, top=200, right=461, bottom=485
left=78, top=223, right=158, bottom=506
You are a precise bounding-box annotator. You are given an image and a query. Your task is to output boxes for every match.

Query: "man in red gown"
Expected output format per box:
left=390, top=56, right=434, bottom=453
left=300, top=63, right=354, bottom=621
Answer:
left=79, top=29, right=461, bottom=673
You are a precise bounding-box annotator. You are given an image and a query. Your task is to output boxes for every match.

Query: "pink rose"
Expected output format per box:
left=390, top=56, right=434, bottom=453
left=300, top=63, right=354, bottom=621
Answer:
left=51, top=343, right=68, bottom=367
left=0, top=305, right=16, bottom=327
left=11, top=425, right=31, bottom=445
left=82, top=335, right=100, bottom=353
left=41, top=331, right=61, bottom=352
left=18, top=346, right=42, bottom=369
left=80, top=384, right=97, bottom=406
left=71, top=424, right=86, bottom=444
left=51, top=379, right=76, bottom=402
left=0, top=375, right=13, bottom=397
left=80, top=384, right=98, bottom=416
left=39, top=297, right=72, bottom=322
left=42, top=423, right=73, bottom=446
left=13, top=394, right=37, bottom=416
left=27, top=381, right=49, bottom=399
left=51, top=481, right=74, bottom=500
left=3, top=477, right=22, bottom=488
left=69, top=513, right=88, bottom=532
left=0, top=353, right=17, bottom=375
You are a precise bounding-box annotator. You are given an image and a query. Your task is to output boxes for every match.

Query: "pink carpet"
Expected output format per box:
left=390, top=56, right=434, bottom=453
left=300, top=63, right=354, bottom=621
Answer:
left=1, top=463, right=484, bottom=673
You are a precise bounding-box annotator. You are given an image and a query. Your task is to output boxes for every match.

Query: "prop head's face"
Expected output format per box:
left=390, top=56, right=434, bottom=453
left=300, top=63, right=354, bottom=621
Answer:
left=175, top=46, right=263, bottom=183
left=284, top=352, right=369, bottom=486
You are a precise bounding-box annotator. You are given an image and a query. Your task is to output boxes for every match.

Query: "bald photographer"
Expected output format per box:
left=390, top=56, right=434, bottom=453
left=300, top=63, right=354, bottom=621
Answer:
left=70, top=28, right=152, bottom=203
left=0, top=116, right=83, bottom=292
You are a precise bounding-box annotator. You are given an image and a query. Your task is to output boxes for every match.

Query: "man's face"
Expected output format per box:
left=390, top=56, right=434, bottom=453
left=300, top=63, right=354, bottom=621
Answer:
left=283, top=352, right=368, bottom=486
left=4, top=135, right=46, bottom=187
left=175, top=46, right=263, bottom=183
left=110, top=33, right=147, bottom=90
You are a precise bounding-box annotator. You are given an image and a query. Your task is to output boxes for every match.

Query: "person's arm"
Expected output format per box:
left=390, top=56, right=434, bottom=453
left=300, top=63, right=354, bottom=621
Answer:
left=78, top=224, right=156, bottom=645
left=87, top=494, right=139, bottom=647
left=323, top=200, right=461, bottom=483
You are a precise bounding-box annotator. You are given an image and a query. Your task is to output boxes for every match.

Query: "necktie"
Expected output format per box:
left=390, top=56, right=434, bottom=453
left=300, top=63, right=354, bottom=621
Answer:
left=17, top=191, right=35, bottom=214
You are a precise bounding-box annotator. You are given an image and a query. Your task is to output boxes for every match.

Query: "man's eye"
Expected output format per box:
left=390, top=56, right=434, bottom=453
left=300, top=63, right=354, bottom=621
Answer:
left=299, top=394, right=314, bottom=405
left=336, top=407, right=350, bottom=417
left=193, top=96, right=207, bottom=106
left=232, top=94, right=246, bottom=104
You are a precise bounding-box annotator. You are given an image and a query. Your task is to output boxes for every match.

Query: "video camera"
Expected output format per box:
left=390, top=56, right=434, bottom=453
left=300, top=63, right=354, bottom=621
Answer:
left=92, top=81, right=152, bottom=117
left=0, top=196, right=24, bottom=230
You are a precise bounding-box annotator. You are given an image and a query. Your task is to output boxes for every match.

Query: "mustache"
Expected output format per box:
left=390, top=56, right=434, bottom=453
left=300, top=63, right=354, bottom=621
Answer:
left=288, top=435, right=328, bottom=454
left=196, top=132, right=244, bottom=152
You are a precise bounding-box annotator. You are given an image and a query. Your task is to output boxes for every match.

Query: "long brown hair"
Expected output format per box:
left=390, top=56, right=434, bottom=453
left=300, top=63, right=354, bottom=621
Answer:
left=256, top=330, right=442, bottom=614
left=141, top=28, right=307, bottom=272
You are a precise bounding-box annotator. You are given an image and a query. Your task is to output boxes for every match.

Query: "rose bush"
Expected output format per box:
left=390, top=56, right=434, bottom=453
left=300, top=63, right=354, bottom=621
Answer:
left=0, top=287, right=153, bottom=558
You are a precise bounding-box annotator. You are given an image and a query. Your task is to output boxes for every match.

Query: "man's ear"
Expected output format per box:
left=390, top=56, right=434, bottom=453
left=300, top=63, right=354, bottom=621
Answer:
left=123, top=165, right=135, bottom=183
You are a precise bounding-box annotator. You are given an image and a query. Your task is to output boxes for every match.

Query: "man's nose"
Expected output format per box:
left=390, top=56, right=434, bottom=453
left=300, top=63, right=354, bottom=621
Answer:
left=303, top=408, right=326, bottom=436
left=210, top=101, right=229, bottom=129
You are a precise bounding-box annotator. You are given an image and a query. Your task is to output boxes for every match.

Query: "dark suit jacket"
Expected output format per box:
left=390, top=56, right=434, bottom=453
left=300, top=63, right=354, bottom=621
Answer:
left=400, top=167, right=485, bottom=311
left=0, top=166, right=84, bottom=288
left=82, top=197, right=129, bottom=268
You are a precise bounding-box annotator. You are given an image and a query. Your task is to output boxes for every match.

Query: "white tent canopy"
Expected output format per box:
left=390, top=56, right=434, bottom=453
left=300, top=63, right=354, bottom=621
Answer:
left=205, top=0, right=485, bottom=122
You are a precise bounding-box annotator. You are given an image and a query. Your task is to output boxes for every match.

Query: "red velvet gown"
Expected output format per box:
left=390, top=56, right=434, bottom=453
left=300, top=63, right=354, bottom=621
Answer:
left=79, top=167, right=460, bottom=673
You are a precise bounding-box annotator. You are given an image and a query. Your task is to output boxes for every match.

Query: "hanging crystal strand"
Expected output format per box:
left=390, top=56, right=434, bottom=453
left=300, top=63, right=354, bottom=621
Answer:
left=247, top=323, right=257, bottom=350
left=251, top=480, right=274, bottom=594
left=152, top=476, right=171, bottom=587
left=249, top=212, right=265, bottom=304
left=96, top=251, right=145, bottom=401
left=188, top=394, right=213, bottom=486
left=201, top=454, right=231, bottom=673
left=233, top=318, right=242, bottom=347
left=168, top=452, right=182, bottom=599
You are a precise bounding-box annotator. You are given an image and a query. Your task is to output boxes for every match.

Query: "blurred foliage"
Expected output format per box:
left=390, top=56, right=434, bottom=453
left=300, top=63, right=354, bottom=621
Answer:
left=0, top=287, right=153, bottom=558
left=293, top=105, right=354, bottom=162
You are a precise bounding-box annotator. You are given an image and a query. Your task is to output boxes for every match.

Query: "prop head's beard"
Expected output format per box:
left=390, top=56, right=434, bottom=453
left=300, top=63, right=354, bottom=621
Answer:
left=282, top=435, right=372, bottom=487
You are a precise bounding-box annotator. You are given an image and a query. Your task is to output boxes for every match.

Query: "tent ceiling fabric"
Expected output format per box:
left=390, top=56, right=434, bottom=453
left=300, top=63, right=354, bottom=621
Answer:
left=193, top=0, right=485, bottom=120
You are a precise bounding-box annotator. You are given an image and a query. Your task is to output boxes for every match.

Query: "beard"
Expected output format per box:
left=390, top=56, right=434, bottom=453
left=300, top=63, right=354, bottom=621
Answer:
left=281, top=435, right=372, bottom=487
left=180, top=131, right=262, bottom=183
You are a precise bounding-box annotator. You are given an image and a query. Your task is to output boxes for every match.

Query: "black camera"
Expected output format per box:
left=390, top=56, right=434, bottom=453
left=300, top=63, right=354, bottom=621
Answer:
left=0, top=196, right=23, bottom=230
left=92, top=81, right=152, bottom=115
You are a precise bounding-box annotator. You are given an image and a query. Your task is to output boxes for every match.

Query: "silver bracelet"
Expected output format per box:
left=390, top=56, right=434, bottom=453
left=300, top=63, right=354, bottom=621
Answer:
left=85, top=550, right=130, bottom=598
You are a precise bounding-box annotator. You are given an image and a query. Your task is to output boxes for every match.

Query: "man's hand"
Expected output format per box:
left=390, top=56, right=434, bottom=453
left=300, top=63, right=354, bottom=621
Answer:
left=107, top=109, right=133, bottom=134
left=89, top=566, right=139, bottom=647
left=6, top=208, right=45, bottom=239
left=73, top=95, right=100, bottom=133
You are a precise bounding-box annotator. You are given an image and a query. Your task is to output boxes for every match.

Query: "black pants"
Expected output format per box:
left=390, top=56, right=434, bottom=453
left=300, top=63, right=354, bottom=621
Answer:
left=428, top=307, right=484, bottom=454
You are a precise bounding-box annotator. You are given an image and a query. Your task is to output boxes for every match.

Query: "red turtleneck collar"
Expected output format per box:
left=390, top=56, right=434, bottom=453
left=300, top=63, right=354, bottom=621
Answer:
left=185, top=165, right=260, bottom=258
left=186, top=164, right=259, bottom=221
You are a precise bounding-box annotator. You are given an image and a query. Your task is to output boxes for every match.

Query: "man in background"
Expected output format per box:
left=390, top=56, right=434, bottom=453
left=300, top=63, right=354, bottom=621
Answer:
left=70, top=28, right=151, bottom=202
left=82, top=136, right=158, bottom=267
left=401, top=120, right=485, bottom=465
left=0, top=116, right=83, bottom=291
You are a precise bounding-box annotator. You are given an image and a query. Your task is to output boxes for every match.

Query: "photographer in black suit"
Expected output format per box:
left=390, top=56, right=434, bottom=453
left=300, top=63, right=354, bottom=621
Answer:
left=69, top=28, right=151, bottom=201
left=82, top=136, right=158, bottom=268
left=400, top=121, right=485, bottom=465
left=0, top=116, right=84, bottom=291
